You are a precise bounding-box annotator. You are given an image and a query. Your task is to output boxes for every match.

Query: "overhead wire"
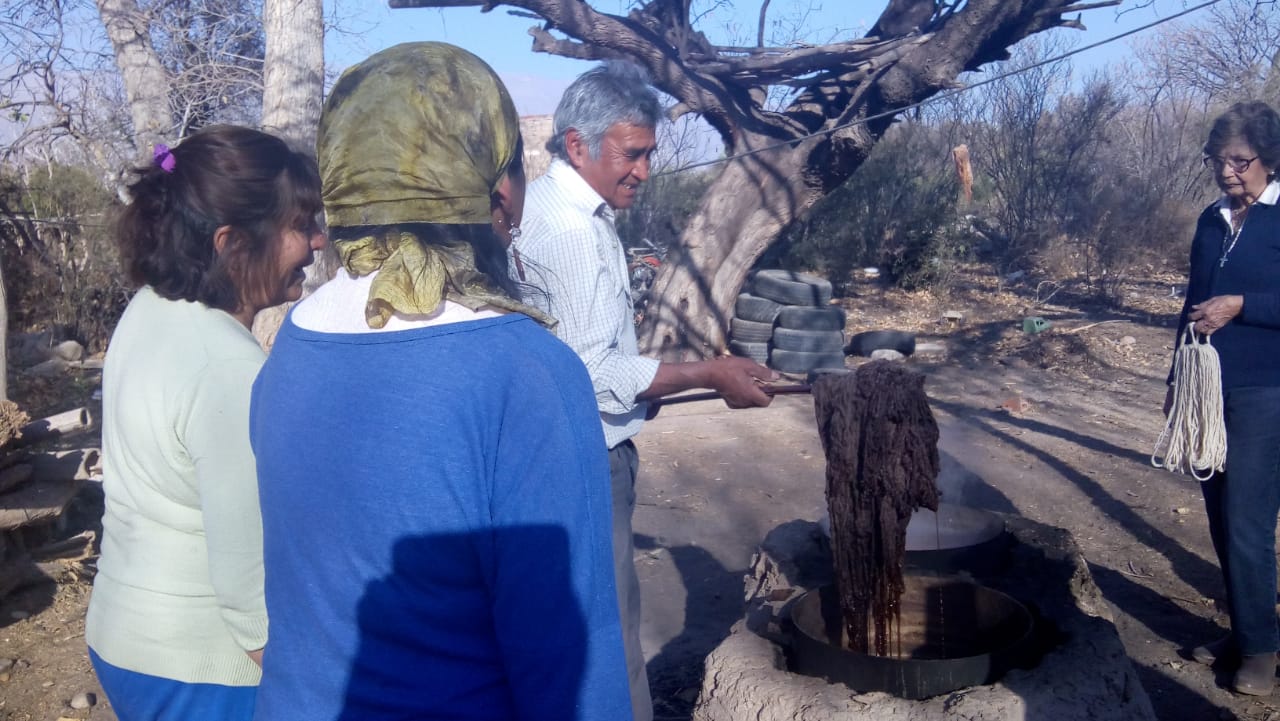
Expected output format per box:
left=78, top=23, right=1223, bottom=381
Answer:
left=654, top=0, right=1225, bottom=178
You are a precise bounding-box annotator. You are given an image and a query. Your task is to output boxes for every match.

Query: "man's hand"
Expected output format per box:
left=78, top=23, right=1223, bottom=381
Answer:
left=1190, top=295, right=1243, bottom=335
left=706, top=356, right=780, bottom=408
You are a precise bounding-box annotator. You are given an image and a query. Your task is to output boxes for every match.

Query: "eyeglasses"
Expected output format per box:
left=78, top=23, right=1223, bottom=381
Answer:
left=1203, top=155, right=1259, bottom=173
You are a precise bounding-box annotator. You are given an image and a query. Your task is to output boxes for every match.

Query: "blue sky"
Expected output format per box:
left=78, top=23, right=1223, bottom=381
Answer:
left=324, top=0, right=1201, bottom=117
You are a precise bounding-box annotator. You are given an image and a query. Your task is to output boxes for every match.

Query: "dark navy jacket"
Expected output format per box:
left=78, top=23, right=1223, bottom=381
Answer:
left=1174, top=185, right=1280, bottom=389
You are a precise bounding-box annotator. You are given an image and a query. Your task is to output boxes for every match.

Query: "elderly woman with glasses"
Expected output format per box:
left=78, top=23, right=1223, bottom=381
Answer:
left=1171, top=100, right=1280, bottom=696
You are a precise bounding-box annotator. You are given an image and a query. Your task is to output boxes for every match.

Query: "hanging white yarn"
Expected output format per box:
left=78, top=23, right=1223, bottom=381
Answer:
left=1151, top=327, right=1227, bottom=481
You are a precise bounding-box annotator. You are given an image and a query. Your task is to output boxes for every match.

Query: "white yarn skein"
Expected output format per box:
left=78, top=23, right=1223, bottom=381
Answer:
left=1151, top=327, right=1227, bottom=481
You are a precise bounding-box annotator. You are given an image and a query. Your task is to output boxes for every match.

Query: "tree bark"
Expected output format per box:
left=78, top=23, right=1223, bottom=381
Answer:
left=261, top=0, right=325, bottom=149
left=95, top=0, right=173, bottom=156
left=253, top=0, right=332, bottom=350
left=639, top=134, right=837, bottom=358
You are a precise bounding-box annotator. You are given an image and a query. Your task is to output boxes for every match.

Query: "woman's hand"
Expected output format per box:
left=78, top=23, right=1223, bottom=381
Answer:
left=1189, top=295, right=1243, bottom=335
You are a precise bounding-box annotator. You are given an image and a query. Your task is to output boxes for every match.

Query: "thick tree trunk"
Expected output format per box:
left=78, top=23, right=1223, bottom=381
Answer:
left=253, top=0, right=330, bottom=350
left=261, top=0, right=324, bottom=149
left=95, top=0, right=173, bottom=155
left=640, top=135, right=828, bottom=361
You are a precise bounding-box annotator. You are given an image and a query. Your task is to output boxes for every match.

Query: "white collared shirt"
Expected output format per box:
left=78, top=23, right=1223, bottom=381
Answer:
left=1214, top=180, right=1280, bottom=226
left=515, top=159, right=660, bottom=449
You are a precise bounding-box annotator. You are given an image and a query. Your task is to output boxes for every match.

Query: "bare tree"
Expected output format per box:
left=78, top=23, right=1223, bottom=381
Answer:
left=95, top=0, right=174, bottom=156
left=253, top=0, right=330, bottom=349
left=261, top=0, right=323, bottom=148
left=95, top=0, right=267, bottom=157
left=1144, top=0, right=1280, bottom=105
left=391, top=0, right=1123, bottom=360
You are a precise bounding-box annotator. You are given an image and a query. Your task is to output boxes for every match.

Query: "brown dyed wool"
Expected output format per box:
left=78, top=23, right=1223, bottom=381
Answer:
left=812, top=362, right=940, bottom=655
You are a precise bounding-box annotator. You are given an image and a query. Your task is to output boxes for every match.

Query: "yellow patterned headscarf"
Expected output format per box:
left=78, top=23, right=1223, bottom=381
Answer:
left=317, top=41, right=552, bottom=328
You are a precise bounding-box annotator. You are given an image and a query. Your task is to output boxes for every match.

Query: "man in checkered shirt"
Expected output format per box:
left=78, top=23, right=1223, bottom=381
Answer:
left=516, top=61, right=778, bottom=721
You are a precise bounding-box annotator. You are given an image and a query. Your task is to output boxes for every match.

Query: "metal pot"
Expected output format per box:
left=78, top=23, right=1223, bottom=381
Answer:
left=788, top=576, right=1034, bottom=699
left=903, top=503, right=1010, bottom=575
left=817, top=503, right=1011, bottom=575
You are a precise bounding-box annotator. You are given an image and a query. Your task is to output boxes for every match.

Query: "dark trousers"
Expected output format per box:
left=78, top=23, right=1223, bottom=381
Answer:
left=608, top=439, right=651, bottom=721
left=1202, top=385, right=1280, bottom=656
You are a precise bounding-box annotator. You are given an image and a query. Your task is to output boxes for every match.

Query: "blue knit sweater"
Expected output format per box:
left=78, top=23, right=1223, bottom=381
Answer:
left=1175, top=185, right=1280, bottom=389
left=249, top=314, right=632, bottom=721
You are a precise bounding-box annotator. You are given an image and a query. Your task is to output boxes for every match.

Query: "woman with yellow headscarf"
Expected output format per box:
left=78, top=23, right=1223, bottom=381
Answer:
left=248, top=42, right=632, bottom=721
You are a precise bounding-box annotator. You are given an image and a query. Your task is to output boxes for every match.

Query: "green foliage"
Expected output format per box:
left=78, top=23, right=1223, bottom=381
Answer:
left=778, top=119, right=968, bottom=294
left=0, top=164, right=129, bottom=351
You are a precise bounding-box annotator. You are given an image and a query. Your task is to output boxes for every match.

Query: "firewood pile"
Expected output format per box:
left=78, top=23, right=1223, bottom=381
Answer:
left=0, top=399, right=100, bottom=600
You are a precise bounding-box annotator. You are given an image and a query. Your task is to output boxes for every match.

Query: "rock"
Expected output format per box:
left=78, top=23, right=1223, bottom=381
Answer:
left=9, top=330, right=53, bottom=367
left=70, top=691, right=96, bottom=709
left=23, top=357, right=69, bottom=378
left=1000, top=395, right=1032, bottom=415
left=869, top=349, right=905, bottom=361
left=50, top=340, right=84, bottom=362
left=914, top=342, right=947, bottom=355
left=1120, top=336, right=1137, bottom=346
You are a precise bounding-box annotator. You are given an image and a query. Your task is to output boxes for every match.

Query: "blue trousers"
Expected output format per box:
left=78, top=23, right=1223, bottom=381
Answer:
left=89, top=648, right=256, bottom=721
left=1201, top=385, right=1280, bottom=656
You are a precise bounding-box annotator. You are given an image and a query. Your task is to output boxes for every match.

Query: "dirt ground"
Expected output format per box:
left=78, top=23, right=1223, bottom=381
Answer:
left=3, top=268, right=1277, bottom=721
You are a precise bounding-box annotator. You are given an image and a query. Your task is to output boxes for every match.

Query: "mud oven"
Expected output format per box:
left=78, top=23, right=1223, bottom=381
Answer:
left=690, top=505, right=1157, bottom=721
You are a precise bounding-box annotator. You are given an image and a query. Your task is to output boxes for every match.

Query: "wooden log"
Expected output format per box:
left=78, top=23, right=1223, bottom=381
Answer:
left=0, top=449, right=99, bottom=531
left=28, top=448, right=100, bottom=483
left=30, top=530, right=95, bottom=561
left=7, top=407, right=94, bottom=450
left=0, top=553, right=53, bottom=600
left=0, top=463, right=33, bottom=494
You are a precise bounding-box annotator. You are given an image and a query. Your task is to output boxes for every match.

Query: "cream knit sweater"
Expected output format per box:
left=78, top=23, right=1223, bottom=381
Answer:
left=87, top=287, right=268, bottom=686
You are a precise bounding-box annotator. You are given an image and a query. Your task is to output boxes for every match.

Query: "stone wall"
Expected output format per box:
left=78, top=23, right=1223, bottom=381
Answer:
left=519, top=115, right=554, bottom=181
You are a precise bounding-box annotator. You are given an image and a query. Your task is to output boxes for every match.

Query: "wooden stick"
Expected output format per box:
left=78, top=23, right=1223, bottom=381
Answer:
left=7, top=407, right=93, bottom=450
left=1062, top=319, right=1126, bottom=334
left=652, top=383, right=811, bottom=408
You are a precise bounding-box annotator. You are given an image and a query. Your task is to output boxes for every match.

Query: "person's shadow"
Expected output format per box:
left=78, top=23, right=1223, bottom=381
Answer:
left=636, top=532, right=743, bottom=717
left=326, top=526, right=619, bottom=720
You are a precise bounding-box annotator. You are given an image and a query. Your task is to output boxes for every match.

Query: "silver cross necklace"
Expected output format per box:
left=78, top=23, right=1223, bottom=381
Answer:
left=1220, top=203, right=1251, bottom=267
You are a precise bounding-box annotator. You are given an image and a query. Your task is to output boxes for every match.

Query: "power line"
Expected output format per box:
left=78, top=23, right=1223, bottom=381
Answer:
left=656, top=0, right=1224, bottom=177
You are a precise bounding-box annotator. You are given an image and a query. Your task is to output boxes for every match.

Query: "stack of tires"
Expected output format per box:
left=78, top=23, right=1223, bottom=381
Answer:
left=729, top=270, right=848, bottom=374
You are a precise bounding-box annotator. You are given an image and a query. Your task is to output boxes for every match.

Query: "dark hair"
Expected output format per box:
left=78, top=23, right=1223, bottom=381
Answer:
left=1205, top=101, right=1280, bottom=174
left=116, top=125, right=322, bottom=314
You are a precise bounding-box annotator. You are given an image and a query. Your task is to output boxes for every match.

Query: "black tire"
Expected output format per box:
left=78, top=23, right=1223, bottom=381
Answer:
left=845, top=329, right=917, bottom=357
left=730, top=317, right=775, bottom=343
left=769, top=348, right=847, bottom=374
left=735, top=292, right=783, bottom=323
left=751, top=269, right=833, bottom=306
left=776, top=305, right=847, bottom=331
left=729, top=340, right=769, bottom=365
left=771, top=328, right=845, bottom=353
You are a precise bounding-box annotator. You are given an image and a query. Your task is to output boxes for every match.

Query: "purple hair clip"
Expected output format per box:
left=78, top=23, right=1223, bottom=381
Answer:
left=153, top=143, right=176, bottom=173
